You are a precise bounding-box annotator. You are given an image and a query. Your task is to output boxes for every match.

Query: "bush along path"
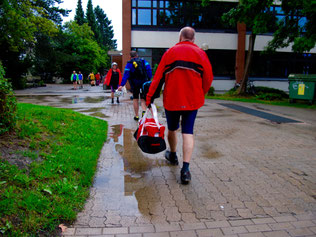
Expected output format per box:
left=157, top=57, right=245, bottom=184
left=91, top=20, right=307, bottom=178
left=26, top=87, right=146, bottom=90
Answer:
left=0, top=103, right=108, bottom=236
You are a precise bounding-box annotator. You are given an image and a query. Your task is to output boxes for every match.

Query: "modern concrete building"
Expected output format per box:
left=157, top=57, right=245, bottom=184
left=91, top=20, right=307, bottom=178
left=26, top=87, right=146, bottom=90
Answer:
left=122, top=0, right=316, bottom=92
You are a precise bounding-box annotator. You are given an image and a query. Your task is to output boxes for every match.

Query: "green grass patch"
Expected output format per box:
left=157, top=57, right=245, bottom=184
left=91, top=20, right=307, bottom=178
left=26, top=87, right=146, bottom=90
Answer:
left=206, top=94, right=316, bottom=109
left=0, top=103, right=107, bottom=236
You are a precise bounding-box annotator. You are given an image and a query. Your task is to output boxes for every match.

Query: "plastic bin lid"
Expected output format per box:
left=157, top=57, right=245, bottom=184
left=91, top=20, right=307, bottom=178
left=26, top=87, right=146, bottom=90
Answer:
left=288, top=74, right=316, bottom=81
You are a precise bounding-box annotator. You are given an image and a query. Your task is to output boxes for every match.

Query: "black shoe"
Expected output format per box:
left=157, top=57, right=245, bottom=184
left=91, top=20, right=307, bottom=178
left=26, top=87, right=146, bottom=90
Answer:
left=117, top=98, right=120, bottom=104
left=111, top=98, right=114, bottom=104
left=134, top=116, right=139, bottom=121
left=165, top=151, right=179, bottom=165
left=180, top=170, right=191, bottom=184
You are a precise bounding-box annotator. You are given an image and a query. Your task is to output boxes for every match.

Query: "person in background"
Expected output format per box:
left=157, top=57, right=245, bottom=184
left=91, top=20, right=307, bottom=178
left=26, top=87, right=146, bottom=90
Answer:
left=70, top=71, right=78, bottom=90
left=146, top=27, right=213, bottom=184
left=95, top=72, right=101, bottom=86
left=118, top=51, right=152, bottom=121
left=89, top=72, right=95, bottom=86
left=78, top=71, right=83, bottom=89
left=104, top=62, right=122, bottom=104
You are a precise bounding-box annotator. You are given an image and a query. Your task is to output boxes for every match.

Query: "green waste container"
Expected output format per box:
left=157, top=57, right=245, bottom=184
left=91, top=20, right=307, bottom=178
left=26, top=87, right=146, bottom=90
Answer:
left=288, top=74, right=316, bottom=105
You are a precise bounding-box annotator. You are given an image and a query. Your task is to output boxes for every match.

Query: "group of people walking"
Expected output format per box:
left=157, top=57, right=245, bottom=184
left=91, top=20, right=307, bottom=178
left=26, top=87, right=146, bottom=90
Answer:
left=70, top=71, right=102, bottom=90
left=71, top=27, right=214, bottom=184
left=70, top=71, right=84, bottom=90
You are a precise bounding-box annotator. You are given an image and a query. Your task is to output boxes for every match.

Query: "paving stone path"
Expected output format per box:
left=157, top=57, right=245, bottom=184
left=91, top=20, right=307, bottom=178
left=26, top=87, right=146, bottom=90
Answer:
left=16, top=85, right=316, bottom=237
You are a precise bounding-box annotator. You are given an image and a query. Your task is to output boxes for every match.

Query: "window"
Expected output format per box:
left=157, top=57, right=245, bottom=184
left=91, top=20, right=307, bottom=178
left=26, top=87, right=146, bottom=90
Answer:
left=132, top=0, right=238, bottom=31
left=266, top=5, right=308, bottom=33
left=132, top=48, right=153, bottom=67
left=138, top=9, right=151, bottom=25
left=138, top=0, right=151, bottom=8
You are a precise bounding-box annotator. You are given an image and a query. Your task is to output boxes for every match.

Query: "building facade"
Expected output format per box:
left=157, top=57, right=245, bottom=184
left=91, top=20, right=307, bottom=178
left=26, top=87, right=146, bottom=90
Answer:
left=122, top=0, right=316, bottom=91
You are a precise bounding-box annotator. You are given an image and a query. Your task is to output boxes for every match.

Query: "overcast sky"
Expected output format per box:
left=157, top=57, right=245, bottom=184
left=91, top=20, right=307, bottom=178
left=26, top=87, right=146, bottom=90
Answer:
left=59, top=0, right=122, bottom=50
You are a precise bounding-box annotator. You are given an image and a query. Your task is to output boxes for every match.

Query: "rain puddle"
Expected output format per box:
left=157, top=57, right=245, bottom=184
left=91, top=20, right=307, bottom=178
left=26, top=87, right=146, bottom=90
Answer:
left=93, top=124, right=166, bottom=219
left=16, top=95, right=55, bottom=103
left=84, top=96, right=106, bottom=103
left=59, top=96, right=84, bottom=104
left=90, top=112, right=109, bottom=118
left=80, top=108, right=103, bottom=113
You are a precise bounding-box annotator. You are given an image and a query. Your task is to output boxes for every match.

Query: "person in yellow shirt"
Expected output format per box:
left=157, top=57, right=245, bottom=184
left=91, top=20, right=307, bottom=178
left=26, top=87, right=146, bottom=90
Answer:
left=89, top=72, right=95, bottom=86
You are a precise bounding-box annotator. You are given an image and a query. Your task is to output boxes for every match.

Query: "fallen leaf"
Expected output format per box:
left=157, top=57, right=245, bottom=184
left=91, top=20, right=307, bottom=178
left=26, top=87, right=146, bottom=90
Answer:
left=59, top=224, right=67, bottom=232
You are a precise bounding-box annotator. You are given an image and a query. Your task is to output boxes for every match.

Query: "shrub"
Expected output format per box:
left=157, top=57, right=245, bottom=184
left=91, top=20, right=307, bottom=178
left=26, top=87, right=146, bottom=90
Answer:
left=207, top=86, right=215, bottom=96
left=255, top=93, right=283, bottom=101
left=254, top=86, right=288, bottom=101
left=0, top=63, right=17, bottom=135
left=226, top=87, right=238, bottom=96
left=255, top=86, right=288, bottom=99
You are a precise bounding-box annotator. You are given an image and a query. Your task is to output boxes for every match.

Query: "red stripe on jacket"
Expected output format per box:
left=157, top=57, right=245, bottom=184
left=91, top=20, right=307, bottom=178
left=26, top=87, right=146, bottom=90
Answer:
left=146, top=41, right=213, bottom=111
left=104, top=69, right=122, bottom=86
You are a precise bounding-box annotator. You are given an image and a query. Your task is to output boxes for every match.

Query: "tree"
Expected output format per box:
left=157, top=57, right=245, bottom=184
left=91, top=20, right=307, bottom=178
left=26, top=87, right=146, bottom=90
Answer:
left=75, top=0, right=85, bottom=25
left=219, top=0, right=274, bottom=94
left=0, top=0, right=68, bottom=88
left=203, top=0, right=315, bottom=94
left=94, top=5, right=117, bottom=49
left=266, top=0, right=316, bottom=53
left=0, top=0, right=59, bottom=52
left=86, top=0, right=99, bottom=40
left=57, top=21, right=109, bottom=81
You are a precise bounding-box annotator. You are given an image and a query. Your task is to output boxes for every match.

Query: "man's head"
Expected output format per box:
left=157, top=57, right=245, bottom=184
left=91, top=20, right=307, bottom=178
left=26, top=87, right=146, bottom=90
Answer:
left=79, top=71, right=81, bottom=74
left=73, top=71, right=76, bottom=74
left=179, top=27, right=195, bottom=43
left=130, top=51, right=138, bottom=58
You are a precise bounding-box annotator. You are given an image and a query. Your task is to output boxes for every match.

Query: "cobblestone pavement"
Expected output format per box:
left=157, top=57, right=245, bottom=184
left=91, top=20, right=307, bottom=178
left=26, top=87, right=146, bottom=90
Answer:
left=16, top=85, right=316, bottom=237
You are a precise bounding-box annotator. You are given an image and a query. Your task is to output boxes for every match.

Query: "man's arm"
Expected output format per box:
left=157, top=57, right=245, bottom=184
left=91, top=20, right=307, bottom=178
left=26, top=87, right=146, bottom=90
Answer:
left=144, top=60, right=152, bottom=80
left=201, top=52, right=214, bottom=94
left=118, top=63, right=131, bottom=90
left=146, top=53, right=167, bottom=106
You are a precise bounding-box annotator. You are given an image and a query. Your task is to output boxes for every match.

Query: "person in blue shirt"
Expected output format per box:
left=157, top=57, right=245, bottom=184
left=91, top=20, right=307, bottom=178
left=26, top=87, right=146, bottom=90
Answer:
left=70, top=71, right=78, bottom=90
left=78, top=71, right=83, bottom=89
left=118, top=51, right=152, bottom=121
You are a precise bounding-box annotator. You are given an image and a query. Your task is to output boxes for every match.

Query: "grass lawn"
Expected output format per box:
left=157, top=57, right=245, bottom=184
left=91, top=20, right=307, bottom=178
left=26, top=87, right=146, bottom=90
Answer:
left=0, top=103, right=108, bottom=236
left=206, top=94, right=316, bottom=109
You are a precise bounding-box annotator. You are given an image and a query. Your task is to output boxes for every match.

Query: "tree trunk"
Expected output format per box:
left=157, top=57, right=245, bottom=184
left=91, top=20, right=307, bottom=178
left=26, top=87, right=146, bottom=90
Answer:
left=237, top=32, right=256, bottom=95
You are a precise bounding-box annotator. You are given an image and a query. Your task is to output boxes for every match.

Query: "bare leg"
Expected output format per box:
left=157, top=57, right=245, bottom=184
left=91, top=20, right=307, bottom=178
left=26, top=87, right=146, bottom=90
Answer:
left=168, top=130, right=177, bottom=153
left=182, top=134, right=194, bottom=163
left=133, top=99, right=139, bottom=117
left=140, top=99, right=146, bottom=111
left=111, top=92, right=114, bottom=99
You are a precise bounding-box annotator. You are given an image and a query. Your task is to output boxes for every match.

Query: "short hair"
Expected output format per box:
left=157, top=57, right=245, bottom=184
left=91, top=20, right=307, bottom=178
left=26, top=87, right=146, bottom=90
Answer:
left=180, top=27, right=195, bottom=41
left=130, top=51, right=138, bottom=58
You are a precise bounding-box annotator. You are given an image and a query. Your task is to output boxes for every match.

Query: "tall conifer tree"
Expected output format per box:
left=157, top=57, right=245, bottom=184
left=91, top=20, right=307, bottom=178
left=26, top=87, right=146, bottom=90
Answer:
left=86, top=0, right=98, bottom=38
left=94, top=6, right=117, bottom=49
left=75, top=0, right=85, bottom=25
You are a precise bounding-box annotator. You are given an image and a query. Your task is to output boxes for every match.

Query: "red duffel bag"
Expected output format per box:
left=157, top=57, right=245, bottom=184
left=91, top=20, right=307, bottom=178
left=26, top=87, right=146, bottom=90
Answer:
left=134, top=104, right=166, bottom=154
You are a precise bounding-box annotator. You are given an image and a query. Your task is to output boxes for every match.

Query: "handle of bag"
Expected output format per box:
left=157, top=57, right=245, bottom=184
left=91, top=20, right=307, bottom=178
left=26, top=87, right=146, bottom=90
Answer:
left=139, top=104, right=161, bottom=131
left=151, top=104, right=160, bottom=129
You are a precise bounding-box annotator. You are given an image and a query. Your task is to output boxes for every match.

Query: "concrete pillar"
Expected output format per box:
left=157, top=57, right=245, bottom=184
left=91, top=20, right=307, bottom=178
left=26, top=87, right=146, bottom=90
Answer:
left=122, top=0, right=131, bottom=70
left=235, top=22, right=246, bottom=84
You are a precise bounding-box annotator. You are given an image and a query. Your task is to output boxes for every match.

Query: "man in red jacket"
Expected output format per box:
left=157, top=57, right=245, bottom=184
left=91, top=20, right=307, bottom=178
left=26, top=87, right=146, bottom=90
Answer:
left=146, top=27, right=213, bottom=184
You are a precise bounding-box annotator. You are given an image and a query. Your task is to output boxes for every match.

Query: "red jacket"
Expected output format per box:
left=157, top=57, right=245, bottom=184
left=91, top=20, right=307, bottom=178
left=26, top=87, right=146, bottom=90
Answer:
left=95, top=73, right=101, bottom=80
left=104, top=69, right=122, bottom=86
left=146, top=41, right=213, bottom=111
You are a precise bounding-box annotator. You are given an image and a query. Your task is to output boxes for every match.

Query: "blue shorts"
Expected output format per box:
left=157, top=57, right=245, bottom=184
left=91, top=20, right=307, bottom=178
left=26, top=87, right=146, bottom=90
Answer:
left=111, top=85, right=118, bottom=92
left=165, top=109, right=198, bottom=134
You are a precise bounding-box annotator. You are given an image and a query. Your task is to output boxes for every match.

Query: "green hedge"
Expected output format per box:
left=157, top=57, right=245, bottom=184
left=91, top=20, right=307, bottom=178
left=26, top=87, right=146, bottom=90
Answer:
left=0, top=62, right=17, bottom=135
